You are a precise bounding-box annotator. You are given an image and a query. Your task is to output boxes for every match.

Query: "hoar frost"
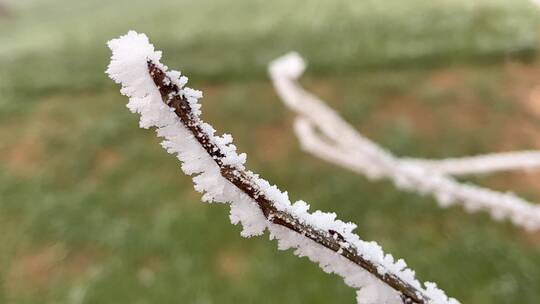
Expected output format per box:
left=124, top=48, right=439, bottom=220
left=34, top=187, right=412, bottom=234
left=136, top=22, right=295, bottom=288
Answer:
left=269, top=52, right=540, bottom=232
left=106, top=31, right=458, bottom=304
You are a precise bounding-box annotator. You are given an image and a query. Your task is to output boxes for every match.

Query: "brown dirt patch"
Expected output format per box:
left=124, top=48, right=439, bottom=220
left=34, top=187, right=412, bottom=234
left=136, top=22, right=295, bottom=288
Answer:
left=526, top=86, right=540, bottom=118
left=502, top=61, right=540, bottom=119
left=96, top=149, right=121, bottom=171
left=521, top=229, right=540, bottom=248
left=254, top=124, right=294, bottom=162
left=497, top=119, right=540, bottom=151
left=356, top=65, right=504, bottom=142
left=428, top=68, right=469, bottom=91
left=0, top=3, right=11, bottom=18
left=6, top=244, right=99, bottom=297
left=305, top=79, right=344, bottom=106
left=1, top=135, right=45, bottom=177
left=201, top=83, right=226, bottom=97
left=366, top=97, right=437, bottom=136
left=90, top=148, right=121, bottom=180
left=0, top=93, right=96, bottom=178
left=6, top=244, right=67, bottom=294
left=214, top=248, right=250, bottom=280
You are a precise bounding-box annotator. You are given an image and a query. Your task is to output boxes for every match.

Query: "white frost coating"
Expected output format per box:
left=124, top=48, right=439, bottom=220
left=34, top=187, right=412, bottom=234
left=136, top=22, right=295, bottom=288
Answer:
left=269, top=52, right=540, bottom=231
left=107, top=31, right=458, bottom=304
left=402, top=151, right=540, bottom=176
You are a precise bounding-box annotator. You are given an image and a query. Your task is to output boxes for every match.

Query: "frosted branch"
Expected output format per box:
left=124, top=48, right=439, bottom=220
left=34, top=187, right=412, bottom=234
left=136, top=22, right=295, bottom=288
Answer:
left=402, top=151, right=540, bottom=176
left=106, top=31, right=458, bottom=304
left=270, top=52, right=540, bottom=231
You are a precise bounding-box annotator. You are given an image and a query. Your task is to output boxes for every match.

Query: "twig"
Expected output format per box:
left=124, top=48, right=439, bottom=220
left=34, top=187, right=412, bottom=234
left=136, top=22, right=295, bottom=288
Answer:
left=148, top=61, right=429, bottom=303
left=107, top=31, right=458, bottom=304
left=270, top=52, right=540, bottom=231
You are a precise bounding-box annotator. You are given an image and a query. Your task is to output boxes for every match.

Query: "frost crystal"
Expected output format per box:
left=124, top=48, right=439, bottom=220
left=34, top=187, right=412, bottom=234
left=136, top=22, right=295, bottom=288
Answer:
left=107, top=31, right=458, bottom=304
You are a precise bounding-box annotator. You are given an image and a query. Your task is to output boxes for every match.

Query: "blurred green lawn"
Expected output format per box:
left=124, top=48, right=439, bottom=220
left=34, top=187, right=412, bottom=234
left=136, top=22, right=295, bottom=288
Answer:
left=2, top=0, right=540, bottom=303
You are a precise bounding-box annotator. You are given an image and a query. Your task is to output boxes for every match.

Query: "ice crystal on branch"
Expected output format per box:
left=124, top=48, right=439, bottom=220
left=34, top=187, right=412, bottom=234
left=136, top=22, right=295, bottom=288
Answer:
left=106, top=31, right=457, bottom=304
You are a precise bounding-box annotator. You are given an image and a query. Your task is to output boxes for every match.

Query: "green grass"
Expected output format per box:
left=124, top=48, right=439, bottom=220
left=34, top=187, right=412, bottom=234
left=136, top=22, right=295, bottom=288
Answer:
left=2, top=1, right=540, bottom=303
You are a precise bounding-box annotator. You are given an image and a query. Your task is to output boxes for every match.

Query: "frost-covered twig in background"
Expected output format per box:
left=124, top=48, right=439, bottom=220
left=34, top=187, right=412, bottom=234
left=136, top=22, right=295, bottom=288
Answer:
left=402, top=151, right=540, bottom=176
left=269, top=52, right=540, bottom=231
left=106, top=31, right=458, bottom=304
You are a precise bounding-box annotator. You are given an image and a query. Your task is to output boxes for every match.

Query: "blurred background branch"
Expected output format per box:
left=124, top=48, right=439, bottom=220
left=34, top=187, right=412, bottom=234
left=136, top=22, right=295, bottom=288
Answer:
left=269, top=52, right=540, bottom=231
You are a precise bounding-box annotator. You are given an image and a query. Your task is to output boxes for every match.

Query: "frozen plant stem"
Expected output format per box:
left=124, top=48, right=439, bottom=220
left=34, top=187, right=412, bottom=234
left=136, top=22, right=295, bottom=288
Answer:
left=269, top=52, right=540, bottom=231
left=107, top=31, right=457, bottom=304
left=148, top=61, right=425, bottom=303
